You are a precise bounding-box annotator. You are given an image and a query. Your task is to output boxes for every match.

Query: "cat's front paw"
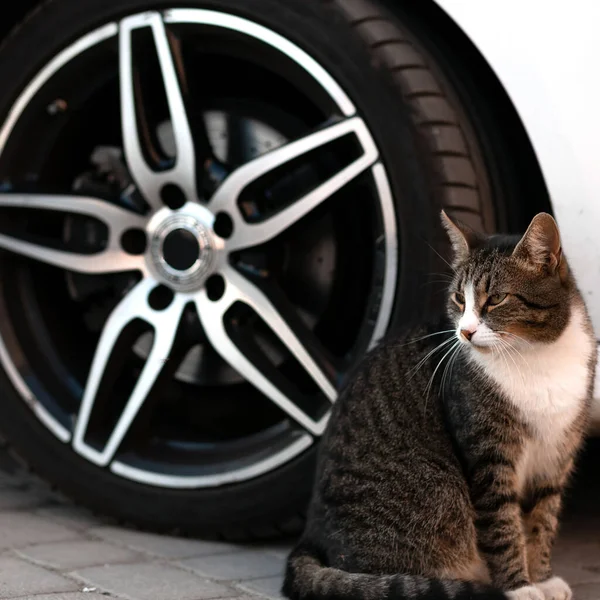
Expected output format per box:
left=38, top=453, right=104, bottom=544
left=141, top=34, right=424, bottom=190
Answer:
left=535, top=577, right=572, bottom=600
left=506, top=584, right=545, bottom=600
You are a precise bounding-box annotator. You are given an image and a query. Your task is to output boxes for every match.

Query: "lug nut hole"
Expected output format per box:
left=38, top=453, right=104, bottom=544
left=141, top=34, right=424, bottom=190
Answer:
left=161, top=183, right=186, bottom=210
left=206, top=274, right=225, bottom=301
left=148, top=284, right=174, bottom=311
left=121, top=228, right=147, bottom=255
left=213, top=212, right=233, bottom=239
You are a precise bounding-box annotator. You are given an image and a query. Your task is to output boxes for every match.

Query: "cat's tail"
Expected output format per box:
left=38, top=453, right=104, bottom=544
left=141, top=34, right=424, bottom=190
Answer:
left=282, top=542, right=507, bottom=600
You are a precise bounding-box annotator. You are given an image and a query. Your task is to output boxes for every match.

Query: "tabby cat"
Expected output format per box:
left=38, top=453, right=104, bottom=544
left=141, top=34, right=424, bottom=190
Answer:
left=283, top=212, right=596, bottom=600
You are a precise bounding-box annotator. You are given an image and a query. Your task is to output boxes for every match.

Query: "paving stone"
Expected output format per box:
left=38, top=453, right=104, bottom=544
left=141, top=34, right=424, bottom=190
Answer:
left=16, top=539, right=141, bottom=569
left=0, top=512, right=80, bottom=550
left=259, top=541, right=293, bottom=560
left=236, top=576, right=284, bottom=599
left=0, top=460, right=599, bottom=600
left=552, top=564, right=600, bottom=587
left=571, top=582, right=600, bottom=600
left=0, top=556, right=78, bottom=598
left=559, top=515, right=600, bottom=544
left=551, top=538, right=600, bottom=585
left=182, top=549, right=286, bottom=581
left=35, top=505, right=103, bottom=531
left=72, top=563, right=239, bottom=600
left=89, top=526, right=241, bottom=559
left=554, top=539, right=600, bottom=569
left=18, top=595, right=109, bottom=600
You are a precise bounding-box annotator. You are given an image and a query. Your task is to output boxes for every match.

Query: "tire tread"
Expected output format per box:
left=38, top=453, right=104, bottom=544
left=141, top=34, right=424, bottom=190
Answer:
left=333, top=0, right=491, bottom=226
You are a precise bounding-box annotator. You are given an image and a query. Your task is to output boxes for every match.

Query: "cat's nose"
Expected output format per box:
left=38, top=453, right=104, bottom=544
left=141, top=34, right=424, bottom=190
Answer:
left=460, top=328, right=474, bottom=341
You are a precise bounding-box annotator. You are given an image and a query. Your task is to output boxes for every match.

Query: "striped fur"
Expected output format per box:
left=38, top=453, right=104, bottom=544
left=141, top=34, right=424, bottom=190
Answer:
left=284, top=542, right=505, bottom=600
left=284, top=213, right=595, bottom=600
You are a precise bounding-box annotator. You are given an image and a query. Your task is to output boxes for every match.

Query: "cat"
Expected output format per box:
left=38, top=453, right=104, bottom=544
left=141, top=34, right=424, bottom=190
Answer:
left=283, top=211, right=596, bottom=600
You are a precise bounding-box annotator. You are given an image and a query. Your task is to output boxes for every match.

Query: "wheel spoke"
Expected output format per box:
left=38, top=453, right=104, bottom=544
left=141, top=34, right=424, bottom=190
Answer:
left=196, top=267, right=336, bottom=436
left=72, top=278, right=186, bottom=466
left=211, top=117, right=378, bottom=251
left=0, top=193, right=146, bottom=273
left=119, top=12, right=196, bottom=210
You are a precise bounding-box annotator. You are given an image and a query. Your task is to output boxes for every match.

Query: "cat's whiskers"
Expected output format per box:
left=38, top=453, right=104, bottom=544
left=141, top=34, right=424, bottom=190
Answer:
left=500, top=337, right=531, bottom=369
left=424, top=340, right=461, bottom=410
left=424, top=241, right=457, bottom=275
left=493, top=339, right=515, bottom=388
left=429, top=271, right=455, bottom=280
left=495, top=332, right=533, bottom=376
left=423, top=272, right=455, bottom=287
left=503, top=340, right=534, bottom=388
left=504, top=336, right=535, bottom=370
left=440, top=342, right=462, bottom=400
left=400, top=330, right=455, bottom=347
left=406, top=336, right=457, bottom=381
left=497, top=330, right=534, bottom=348
left=447, top=342, right=462, bottom=389
left=496, top=337, right=527, bottom=385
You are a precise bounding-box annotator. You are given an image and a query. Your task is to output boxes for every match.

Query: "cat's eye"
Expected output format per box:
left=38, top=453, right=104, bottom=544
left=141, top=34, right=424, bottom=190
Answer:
left=487, top=293, right=508, bottom=307
left=452, top=292, right=465, bottom=306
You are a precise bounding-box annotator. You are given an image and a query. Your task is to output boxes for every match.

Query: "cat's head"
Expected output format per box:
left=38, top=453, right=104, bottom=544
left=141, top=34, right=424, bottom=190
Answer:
left=441, top=211, right=573, bottom=352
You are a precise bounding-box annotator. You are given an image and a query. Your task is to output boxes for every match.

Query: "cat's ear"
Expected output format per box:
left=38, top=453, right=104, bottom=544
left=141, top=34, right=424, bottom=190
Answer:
left=440, top=210, right=478, bottom=263
left=512, top=212, right=567, bottom=278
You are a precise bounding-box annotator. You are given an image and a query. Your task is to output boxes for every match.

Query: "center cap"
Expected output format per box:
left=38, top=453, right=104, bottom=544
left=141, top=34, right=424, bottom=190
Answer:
left=162, top=229, right=200, bottom=271
left=149, top=213, right=216, bottom=292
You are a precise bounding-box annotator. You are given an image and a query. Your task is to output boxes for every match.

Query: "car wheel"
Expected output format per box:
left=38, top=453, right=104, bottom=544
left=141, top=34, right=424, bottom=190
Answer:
left=0, top=0, right=508, bottom=537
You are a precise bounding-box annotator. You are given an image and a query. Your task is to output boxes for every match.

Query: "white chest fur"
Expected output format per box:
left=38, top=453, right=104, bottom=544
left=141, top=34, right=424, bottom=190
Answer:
left=472, top=305, right=595, bottom=491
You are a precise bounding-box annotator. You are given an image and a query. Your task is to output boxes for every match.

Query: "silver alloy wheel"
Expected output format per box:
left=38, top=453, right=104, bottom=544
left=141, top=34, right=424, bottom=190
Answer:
left=0, top=8, right=398, bottom=488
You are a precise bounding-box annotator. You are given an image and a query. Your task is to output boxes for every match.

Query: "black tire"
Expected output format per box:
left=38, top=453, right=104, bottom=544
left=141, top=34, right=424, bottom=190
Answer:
left=0, top=0, right=507, bottom=538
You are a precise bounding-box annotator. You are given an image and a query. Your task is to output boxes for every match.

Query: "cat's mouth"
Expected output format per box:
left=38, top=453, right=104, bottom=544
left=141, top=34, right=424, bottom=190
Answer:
left=461, top=332, right=523, bottom=356
left=456, top=331, right=497, bottom=352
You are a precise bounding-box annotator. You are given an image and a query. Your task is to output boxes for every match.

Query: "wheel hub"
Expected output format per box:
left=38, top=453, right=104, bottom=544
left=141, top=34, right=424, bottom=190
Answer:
left=147, top=207, right=220, bottom=292
left=162, top=228, right=200, bottom=271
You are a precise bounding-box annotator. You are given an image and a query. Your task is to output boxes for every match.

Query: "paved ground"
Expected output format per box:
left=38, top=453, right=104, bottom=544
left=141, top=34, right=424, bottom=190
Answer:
left=2, top=439, right=600, bottom=600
